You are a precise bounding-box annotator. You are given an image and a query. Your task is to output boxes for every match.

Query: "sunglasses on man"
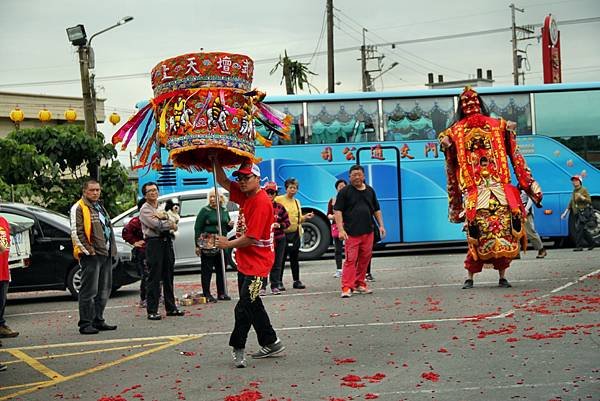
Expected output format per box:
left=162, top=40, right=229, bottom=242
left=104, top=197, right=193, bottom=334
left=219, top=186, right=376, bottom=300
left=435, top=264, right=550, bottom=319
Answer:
left=236, top=174, right=255, bottom=182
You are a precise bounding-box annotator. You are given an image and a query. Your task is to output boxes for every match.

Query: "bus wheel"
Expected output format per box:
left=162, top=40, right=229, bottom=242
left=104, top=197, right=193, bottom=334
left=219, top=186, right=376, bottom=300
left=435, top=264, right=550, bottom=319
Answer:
left=590, top=199, right=600, bottom=245
left=300, top=215, right=331, bottom=260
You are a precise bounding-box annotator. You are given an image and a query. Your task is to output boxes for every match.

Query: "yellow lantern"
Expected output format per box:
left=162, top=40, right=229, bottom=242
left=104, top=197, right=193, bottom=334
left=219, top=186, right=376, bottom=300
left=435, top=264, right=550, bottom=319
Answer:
left=109, top=112, right=121, bottom=126
left=38, top=108, right=52, bottom=123
left=64, top=107, right=77, bottom=122
left=9, top=107, right=25, bottom=125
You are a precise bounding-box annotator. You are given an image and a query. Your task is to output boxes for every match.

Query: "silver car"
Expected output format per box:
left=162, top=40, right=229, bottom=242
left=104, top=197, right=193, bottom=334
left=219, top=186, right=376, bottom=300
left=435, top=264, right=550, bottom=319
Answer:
left=111, top=189, right=239, bottom=271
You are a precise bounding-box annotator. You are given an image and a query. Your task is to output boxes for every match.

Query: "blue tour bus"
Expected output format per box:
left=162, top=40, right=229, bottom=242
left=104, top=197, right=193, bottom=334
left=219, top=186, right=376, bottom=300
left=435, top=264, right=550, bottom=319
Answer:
left=134, top=82, right=600, bottom=259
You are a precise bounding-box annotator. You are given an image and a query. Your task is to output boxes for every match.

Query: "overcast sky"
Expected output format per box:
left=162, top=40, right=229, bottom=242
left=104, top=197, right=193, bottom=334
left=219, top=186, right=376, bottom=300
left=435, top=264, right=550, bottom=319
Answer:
left=1, top=0, right=599, bottom=165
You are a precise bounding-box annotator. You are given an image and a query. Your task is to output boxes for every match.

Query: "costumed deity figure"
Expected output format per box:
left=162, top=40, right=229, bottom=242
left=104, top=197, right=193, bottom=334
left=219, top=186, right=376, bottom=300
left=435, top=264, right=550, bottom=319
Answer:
left=111, top=52, right=292, bottom=171
left=438, top=87, right=543, bottom=289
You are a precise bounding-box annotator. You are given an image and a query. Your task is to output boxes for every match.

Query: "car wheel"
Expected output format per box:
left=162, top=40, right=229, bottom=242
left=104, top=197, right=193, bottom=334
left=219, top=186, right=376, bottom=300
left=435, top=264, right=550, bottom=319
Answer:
left=299, top=214, right=331, bottom=260
left=226, top=247, right=237, bottom=271
left=67, top=264, right=82, bottom=299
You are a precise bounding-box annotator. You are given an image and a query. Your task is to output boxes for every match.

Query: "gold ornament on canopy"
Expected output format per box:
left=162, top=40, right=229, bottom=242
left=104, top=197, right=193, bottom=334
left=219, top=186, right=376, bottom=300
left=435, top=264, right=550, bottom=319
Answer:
left=111, top=51, right=291, bottom=171
left=109, top=112, right=121, bottom=126
left=64, top=108, right=77, bottom=122
left=38, top=108, right=52, bottom=123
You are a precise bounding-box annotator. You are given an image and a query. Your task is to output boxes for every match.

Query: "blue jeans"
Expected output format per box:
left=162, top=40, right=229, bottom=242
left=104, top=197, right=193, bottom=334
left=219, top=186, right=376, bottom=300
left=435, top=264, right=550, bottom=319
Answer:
left=78, top=255, right=112, bottom=329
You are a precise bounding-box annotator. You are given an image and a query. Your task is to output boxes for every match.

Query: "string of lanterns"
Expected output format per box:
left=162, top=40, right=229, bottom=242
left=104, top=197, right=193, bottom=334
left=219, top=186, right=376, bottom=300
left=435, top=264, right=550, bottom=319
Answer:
left=8, top=107, right=122, bottom=126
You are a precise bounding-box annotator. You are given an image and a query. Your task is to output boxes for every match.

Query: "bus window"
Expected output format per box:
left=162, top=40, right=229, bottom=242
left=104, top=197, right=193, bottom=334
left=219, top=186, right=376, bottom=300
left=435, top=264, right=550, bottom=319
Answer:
left=306, top=100, right=379, bottom=144
left=481, top=93, right=532, bottom=135
left=382, top=97, right=454, bottom=141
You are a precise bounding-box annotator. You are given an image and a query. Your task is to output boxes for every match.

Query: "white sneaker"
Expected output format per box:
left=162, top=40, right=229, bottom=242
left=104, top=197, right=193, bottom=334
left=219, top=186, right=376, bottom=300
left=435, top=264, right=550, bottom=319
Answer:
left=232, top=348, right=247, bottom=368
left=334, top=269, right=342, bottom=278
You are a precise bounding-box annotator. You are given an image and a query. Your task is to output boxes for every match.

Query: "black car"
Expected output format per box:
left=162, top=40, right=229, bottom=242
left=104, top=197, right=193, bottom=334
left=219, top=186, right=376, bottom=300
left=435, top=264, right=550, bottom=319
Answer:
left=0, top=202, right=139, bottom=298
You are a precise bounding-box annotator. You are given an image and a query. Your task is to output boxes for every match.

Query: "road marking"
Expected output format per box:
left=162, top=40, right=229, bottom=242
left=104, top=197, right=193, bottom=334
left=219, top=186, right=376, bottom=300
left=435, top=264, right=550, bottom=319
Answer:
left=0, top=335, right=202, bottom=401
left=3, top=276, right=574, bottom=318
left=5, top=349, right=65, bottom=380
left=3, top=341, right=169, bottom=365
left=491, top=268, right=600, bottom=319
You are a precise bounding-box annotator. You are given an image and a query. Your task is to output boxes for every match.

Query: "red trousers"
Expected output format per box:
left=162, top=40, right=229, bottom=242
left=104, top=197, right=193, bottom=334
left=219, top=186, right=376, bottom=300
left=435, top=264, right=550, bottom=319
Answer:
left=342, top=232, right=373, bottom=289
left=464, top=253, right=511, bottom=274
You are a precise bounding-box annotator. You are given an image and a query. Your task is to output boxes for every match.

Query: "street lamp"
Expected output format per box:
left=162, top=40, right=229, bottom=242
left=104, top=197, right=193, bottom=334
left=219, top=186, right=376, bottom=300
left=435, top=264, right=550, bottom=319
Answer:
left=368, top=62, right=399, bottom=91
left=66, top=16, right=134, bottom=181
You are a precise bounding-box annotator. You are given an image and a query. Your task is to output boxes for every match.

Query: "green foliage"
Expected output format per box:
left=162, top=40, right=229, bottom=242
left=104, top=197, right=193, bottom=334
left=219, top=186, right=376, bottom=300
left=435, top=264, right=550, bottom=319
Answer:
left=0, top=125, right=134, bottom=216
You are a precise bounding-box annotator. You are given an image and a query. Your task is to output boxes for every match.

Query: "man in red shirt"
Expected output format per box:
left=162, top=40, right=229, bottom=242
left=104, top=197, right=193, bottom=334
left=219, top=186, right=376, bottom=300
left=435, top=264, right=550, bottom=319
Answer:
left=215, top=160, right=285, bottom=368
left=1, top=215, right=20, bottom=372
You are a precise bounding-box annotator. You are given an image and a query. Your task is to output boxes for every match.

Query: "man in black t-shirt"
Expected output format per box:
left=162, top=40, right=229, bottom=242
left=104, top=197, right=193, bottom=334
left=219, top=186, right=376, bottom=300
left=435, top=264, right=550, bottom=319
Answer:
left=334, top=165, right=386, bottom=298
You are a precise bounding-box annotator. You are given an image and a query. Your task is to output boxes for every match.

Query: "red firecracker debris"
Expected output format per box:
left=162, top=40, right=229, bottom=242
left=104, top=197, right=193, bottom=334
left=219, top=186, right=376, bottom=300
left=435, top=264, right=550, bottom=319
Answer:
left=421, top=372, right=440, bottom=382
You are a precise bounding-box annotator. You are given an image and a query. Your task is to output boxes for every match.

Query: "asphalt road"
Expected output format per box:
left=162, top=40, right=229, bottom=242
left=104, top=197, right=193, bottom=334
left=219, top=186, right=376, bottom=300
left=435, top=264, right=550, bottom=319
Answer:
left=1, top=248, right=599, bottom=401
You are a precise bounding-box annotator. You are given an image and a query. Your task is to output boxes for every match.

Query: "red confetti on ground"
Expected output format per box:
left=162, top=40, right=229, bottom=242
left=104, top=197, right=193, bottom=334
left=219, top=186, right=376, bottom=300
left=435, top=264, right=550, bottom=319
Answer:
left=437, top=347, right=448, bottom=353
left=363, top=373, right=386, bottom=383
left=120, top=384, right=142, bottom=394
left=224, top=389, right=263, bottom=401
left=421, top=372, right=440, bottom=382
left=419, top=323, right=436, bottom=330
left=342, top=381, right=366, bottom=388
left=98, top=396, right=128, bottom=401
left=334, top=357, right=357, bottom=365
left=180, top=351, right=196, bottom=356
left=364, top=393, right=379, bottom=399
left=461, top=312, right=500, bottom=322
left=524, top=331, right=565, bottom=340
left=477, top=324, right=517, bottom=339
left=506, top=337, right=519, bottom=342
left=248, top=381, right=262, bottom=388
left=342, top=374, right=362, bottom=382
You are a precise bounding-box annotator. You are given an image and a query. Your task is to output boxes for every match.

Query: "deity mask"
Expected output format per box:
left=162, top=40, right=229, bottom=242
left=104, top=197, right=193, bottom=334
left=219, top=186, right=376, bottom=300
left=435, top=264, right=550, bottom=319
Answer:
left=460, top=87, right=481, bottom=116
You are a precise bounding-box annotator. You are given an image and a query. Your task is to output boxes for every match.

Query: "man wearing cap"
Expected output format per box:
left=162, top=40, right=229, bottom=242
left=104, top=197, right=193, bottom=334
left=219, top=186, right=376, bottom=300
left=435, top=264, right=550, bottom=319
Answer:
left=561, top=175, right=596, bottom=251
left=214, top=160, right=285, bottom=368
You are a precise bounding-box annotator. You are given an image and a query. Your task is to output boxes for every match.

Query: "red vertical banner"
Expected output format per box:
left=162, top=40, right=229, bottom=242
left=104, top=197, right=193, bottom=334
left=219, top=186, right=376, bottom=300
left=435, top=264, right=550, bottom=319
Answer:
left=542, top=15, right=562, bottom=83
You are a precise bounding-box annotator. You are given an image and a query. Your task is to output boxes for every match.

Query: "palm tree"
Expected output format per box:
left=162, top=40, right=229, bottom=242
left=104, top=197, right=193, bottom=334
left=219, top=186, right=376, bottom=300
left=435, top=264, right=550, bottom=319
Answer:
left=270, top=50, right=318, bottom=95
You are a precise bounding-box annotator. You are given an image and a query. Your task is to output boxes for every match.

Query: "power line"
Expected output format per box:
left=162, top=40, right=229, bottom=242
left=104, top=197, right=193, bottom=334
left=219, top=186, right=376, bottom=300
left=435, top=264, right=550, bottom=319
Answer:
left=1, top=17, right=597, bottom=90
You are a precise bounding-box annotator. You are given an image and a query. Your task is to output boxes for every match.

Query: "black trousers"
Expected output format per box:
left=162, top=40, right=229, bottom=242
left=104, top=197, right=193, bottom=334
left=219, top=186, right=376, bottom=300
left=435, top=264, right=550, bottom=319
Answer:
left=263, top=236, right=286, bottom=289
left=145, top=237, right=176, bottom=314
left=229, top=272, right=278, bottom=350
left=281, top=231, right=301, bottom=282
left=333, top=237, right=344, bottom=270
left=200, top=252, right=226, bottom=296
left=133, top=248, right=148, bottom=301
left=574, top=213, right=595, bottom=248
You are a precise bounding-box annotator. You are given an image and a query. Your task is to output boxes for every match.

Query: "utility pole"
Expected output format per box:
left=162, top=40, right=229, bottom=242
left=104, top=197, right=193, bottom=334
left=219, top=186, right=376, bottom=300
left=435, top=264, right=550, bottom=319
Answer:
left=327, top=0, right=335, bottom=93
left=361, top=28, right=368, bottom=91
left=510, top=3, right=523, bottom=85
left=77, top=46, right=100, bottom=180
left=510, top=4, right=536, bottom=86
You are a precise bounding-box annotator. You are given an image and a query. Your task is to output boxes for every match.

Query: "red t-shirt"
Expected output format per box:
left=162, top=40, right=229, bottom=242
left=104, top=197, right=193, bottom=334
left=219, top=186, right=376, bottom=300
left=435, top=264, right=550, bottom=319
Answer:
left=229, top=182, right=274, bottom=277
left=0, top=216, right=11, bottom=281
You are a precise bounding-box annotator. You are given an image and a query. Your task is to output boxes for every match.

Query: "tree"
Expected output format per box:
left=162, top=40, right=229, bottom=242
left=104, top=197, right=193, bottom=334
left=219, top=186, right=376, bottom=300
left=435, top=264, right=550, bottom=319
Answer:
left=270, top=50, right=318, bottom=95
left=0, top=125, right=134, bottom=216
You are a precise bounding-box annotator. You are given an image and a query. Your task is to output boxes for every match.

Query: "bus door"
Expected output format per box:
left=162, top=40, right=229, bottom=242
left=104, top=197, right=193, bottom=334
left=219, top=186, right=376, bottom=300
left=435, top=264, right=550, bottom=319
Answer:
left=357, top=146, right=402, bottom=244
